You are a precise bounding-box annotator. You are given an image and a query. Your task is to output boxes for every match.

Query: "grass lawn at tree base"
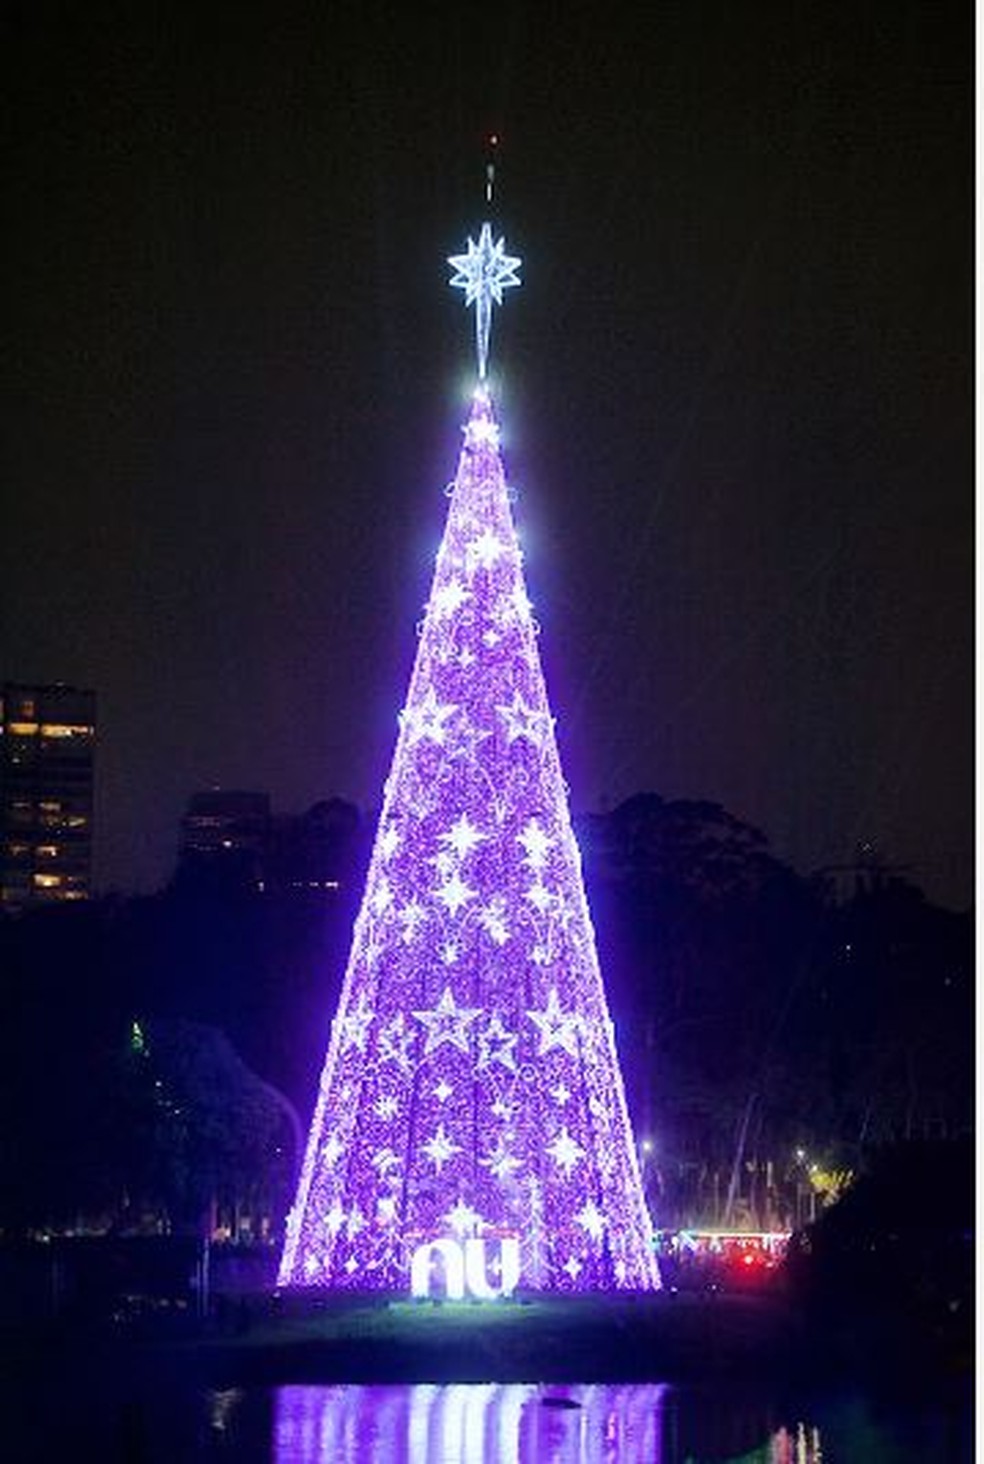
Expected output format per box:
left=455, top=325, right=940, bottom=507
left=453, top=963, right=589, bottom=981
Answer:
left=186, top=1291, right=798, bottom=1387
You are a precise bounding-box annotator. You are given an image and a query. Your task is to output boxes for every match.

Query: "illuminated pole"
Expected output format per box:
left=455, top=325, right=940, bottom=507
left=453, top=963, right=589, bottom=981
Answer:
left=278, top=221, right=659, bottom=1294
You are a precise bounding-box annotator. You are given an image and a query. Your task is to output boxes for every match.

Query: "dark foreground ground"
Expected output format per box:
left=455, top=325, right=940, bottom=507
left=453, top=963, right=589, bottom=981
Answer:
left=2, top=1283, right=970, bottom=1394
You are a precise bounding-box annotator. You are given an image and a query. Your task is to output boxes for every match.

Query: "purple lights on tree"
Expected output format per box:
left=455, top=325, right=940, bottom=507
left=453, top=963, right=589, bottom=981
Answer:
left=278, top=369, right=658, bottom=1293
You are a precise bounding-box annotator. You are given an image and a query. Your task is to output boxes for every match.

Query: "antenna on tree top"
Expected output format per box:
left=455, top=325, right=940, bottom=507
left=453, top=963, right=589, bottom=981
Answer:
left=448, top=140, right=521, bottom=381
left=485, top=132, right=499, bottom=206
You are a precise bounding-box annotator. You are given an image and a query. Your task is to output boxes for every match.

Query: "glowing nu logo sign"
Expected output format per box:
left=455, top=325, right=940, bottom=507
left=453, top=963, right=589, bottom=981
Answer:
left=410, top=1237, right=520, bottom=1300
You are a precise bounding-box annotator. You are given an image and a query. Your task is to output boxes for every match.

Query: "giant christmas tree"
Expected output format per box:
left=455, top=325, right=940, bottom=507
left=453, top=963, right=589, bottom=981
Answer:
left=278, top=220, right=659, bottom=1294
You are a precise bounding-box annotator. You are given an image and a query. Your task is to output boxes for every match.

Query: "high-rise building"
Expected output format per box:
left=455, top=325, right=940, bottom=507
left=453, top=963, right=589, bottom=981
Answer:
left=0, top=681, right=96, bottom=910
left=278, top=224, right=658, bottom=1294
left=174, top=790, right=360, bottom=896
left=177, top=788, right=272, bottom=890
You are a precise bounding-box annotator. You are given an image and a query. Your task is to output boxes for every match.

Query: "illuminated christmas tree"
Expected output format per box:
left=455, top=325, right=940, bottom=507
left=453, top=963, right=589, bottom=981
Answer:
left=278, top=219, right=659, bottom=1294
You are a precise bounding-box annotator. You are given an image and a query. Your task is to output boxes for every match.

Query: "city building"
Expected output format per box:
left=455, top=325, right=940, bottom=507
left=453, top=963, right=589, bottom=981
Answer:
left=175, top=789, right=360, bottom=896
left=177, top=789, right=271, bottom=889
left=0, top=681, right=96, bottom=910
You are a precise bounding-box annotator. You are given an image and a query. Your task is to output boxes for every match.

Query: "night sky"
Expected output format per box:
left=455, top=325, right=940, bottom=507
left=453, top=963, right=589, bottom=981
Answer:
left=1, top=3, right=972, bottom=908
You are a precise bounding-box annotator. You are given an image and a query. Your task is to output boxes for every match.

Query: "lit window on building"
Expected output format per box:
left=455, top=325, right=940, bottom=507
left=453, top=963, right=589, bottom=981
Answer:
left=40, top=723, right=94, bottom=740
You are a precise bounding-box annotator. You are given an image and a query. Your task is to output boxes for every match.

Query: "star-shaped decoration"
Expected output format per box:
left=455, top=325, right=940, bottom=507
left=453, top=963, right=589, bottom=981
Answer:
left=546, top=1126, right=586, bottom=1179
left=402, top=687, right=458, bottom=746
left=527, top=987, right=582, bottom=1058
left=414, top=985, right=482, bottom=1055
left=496, top=690, right=553, bottom=747
left=378, top=1195, right=399, bottom=1223
left=433, top=1078, right=454, bottom=1103
left=443, top=1200, right=485, bottom=1237
left=490, top=1096, right=515, bottom=1120
left=374, top=1094, right=400, bottom=1121
left=517, top=817, right=554, bottom=871
left=476, top=1014, right=519, bottom=1073
left=478, top=898, right=510, bottom=946
left=525, top=881, right=554, bottom=915
left=463, top=417, right=501, bottom=450
left=467, top=528, right=507, bottom=572
left=303, top=1254, right=320, bottom=1278
left=550, top=1082, right=572, bottom=1106
left=435, top=870, right=477, bottom=916
left=378, top=825, right=401, bottom=860
left=324, top=1202, right=346, bottom=1237
left=345, top=1205, right=366, bottom=1238
left=439, top=813, right=487, bottom=861
left=575, top=1200, right=607, bottom=1243
left=344, top=1256, right=360, bottom=1275
left=432, top=579, right=472, bottom=617
left=448, top=223, right=522, bottom=379
left=422, top=1122, right=463, bottom=1174
left=320, top=1131, right=345, bottom=1168
left=562, top=1255, right=584, bottom=1280
left=448, top=225, right=522, bottom=306
left=338, top=991, right=375, bottom=1054
left=480, top=1135, right=523, bottom=1182
left=440, top=940, right=460, bottom=965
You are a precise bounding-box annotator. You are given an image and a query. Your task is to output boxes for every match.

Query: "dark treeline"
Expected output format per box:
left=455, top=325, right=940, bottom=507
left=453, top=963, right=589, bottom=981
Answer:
left=579, top=794, right=972, bottom=1230
left=0, top=793, right=972, bottom=1240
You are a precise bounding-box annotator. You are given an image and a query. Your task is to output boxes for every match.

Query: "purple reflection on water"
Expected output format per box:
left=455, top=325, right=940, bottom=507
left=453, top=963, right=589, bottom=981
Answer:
left=273, top=1383, right=667, bottom=1463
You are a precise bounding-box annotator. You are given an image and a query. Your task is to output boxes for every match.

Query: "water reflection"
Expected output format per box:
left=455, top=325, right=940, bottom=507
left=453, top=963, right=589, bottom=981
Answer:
left=13, top=1374, right=963, bottom=1462
left=266, top=1385, right=974, bottom=1463
left=736, top=1422, right=824, bottom=1464
left=269, top=1382, right=809, bottom=1463
left=159, top=1376, right=960, bottom=1458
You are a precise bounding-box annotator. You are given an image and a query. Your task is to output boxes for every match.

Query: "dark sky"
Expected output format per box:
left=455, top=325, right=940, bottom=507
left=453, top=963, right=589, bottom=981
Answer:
left=1, top=2, right=972, bottom=908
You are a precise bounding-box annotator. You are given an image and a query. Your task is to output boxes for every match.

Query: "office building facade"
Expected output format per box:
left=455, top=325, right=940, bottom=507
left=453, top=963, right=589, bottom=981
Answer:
left=0, top=681, right=96, bottom=910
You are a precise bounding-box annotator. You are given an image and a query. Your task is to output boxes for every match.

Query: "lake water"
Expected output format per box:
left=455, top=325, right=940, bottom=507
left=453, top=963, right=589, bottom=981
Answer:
left=44, top=1378, right=966, bottom=1462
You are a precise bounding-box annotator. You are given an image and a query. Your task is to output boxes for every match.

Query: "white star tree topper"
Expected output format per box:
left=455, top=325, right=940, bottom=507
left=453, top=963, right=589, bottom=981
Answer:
left=448, top=222, right=521, bottom=379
